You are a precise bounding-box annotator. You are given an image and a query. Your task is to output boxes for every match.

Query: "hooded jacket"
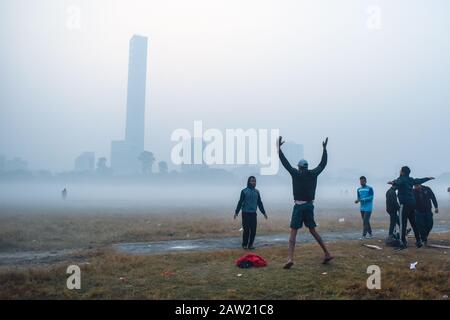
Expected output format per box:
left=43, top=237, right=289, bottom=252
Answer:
left=235, top=179, right=266, bottom=214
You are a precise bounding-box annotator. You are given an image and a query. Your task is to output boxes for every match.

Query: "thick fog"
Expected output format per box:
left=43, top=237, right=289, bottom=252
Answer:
left=1, top=0, right=450, bottom=180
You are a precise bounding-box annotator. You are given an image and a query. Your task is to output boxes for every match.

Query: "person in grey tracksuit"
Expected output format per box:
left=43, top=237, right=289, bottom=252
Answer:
left=234, top=176, right=268, bottom=249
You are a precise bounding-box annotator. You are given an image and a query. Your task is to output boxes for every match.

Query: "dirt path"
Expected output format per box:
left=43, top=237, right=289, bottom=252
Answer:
left=1, top=224, right=450, bottom=267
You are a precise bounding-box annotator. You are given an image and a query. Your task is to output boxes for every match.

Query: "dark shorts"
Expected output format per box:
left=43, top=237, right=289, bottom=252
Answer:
left=290, top=202, right=316, bottom=229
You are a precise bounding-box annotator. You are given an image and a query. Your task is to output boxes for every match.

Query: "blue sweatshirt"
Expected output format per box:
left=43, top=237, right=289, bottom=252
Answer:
left=357, top=185, right=374, bottom=212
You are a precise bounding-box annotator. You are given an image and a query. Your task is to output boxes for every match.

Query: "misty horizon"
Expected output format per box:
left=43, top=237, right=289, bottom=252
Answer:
left=1, top=0, right=450, bottom=178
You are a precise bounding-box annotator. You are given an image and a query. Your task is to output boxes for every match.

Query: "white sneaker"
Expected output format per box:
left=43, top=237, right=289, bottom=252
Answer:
left=366, top=234, right=373, bottom=239
left=359, top=236, right=366, bottom=240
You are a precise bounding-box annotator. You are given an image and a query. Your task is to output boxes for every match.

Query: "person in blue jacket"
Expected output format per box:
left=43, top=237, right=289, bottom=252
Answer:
left=234, top=176, right=268, bottom=250
left=355, top=176, right=374, bottom=239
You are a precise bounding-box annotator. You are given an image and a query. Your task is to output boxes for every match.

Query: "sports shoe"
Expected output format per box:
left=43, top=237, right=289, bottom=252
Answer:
left=395, top=244, right=407, bottom=251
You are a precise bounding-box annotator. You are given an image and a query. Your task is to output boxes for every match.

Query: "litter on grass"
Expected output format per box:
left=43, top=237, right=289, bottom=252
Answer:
left=428, top=244, right=450, bottom=249
left=363, top=244, right=382, bottom=250
left=410, top=262, right=418, bottom=270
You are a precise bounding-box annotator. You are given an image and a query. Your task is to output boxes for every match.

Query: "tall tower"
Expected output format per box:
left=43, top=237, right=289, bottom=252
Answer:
left=125, top=35, right=148, bottom=151
left=111, top=35, right=148, bottom=175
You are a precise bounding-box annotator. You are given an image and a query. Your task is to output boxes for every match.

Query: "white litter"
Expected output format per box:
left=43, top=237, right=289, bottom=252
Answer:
left=321, top=272, right=327, bottom=275
left=237, top=274, right=243, bottom=277
left=338, top=218, right=345, bottom=223
left=428, top=244, right=450, bottom=249
left=363, top=244, right=382, bottom=250
left=410, top=262, right=418, bottom=270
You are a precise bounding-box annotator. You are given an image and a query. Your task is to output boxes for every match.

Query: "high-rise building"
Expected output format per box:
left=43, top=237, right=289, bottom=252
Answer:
left=111, top=35, right=148, bottom=175
left=125, top=35, right=148, bottom=151
left=4, top=157, right=28, bottom=172
left=74, top=152, right=95, bottom=172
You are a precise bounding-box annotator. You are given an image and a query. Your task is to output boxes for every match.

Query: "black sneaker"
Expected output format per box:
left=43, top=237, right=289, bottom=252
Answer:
left=416, top=241, right=423, bottom=248
left=248, top=246, right=256, bottom=250
left=395, top=244, right=407, bottom=251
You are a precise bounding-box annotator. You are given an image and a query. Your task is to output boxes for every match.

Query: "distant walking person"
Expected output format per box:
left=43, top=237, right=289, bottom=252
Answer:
left=234, top=176, right=268, bottom=250
left=61, top=188, right=68, bottom=200
left=413, top=184, right=438, bottom=246
left=385, top=186, right=400, bottom=241
left=388, top=166, right=434, bottom=250
left=278, top=136, right=333, bottom=269
left=355, top=176, right=374, bottom=239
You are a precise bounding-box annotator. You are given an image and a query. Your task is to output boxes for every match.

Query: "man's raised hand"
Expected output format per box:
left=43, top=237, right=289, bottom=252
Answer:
left=277, top=136, right=285, bottom=150
left=322, top=137, right=329, bottom=149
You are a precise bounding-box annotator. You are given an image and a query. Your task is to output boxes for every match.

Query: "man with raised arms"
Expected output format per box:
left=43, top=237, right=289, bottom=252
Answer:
left=278, top=136, right=333, bottom=269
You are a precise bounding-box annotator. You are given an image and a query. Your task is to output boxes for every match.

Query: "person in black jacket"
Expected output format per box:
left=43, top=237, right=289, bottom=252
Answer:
left=385, top=186, right=400, bottom=238
left=388, top=166, right=434, bottom=249
left=413, top=184, right=438, bottom=246
left=234, top=176, right=268, bottom=250
left=278, top=136, right=333, bottom=269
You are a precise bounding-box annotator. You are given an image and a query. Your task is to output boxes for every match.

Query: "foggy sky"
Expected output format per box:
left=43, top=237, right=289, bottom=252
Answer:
left=1, top=0, right=450, bottom=178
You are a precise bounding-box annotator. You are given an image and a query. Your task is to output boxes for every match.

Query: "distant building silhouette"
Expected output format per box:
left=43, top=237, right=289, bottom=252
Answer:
left=0, top=154, right=4, bottom=171
left=3, top=157, right=28, bottom=172
left=111, top=35, right=148, bottom=175
left=74, top=152, right=95, bottom=172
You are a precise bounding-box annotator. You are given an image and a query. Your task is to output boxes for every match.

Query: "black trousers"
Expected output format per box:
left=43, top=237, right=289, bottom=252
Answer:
left=387, top=210, right=400, bottom=236
left=242, top=212, right=257, bottom=247
left=399, top=204, right=420, bottom=245
left=416, top=211, right=433, bottom=242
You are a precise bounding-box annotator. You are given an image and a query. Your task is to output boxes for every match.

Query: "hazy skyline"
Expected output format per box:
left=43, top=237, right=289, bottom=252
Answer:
left=1, top=0, right=450, bottom=178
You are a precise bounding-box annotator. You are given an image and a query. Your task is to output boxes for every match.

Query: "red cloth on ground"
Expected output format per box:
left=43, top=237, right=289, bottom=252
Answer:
left=235, top=253, right=267, bottom=268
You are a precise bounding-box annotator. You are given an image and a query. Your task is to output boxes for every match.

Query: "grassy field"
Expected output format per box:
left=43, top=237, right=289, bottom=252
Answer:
left=0, top=203, right=449, bottom=299
left=2, top=203, right=449, bottom=252
left=1, top=234, right=449, bottom=300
